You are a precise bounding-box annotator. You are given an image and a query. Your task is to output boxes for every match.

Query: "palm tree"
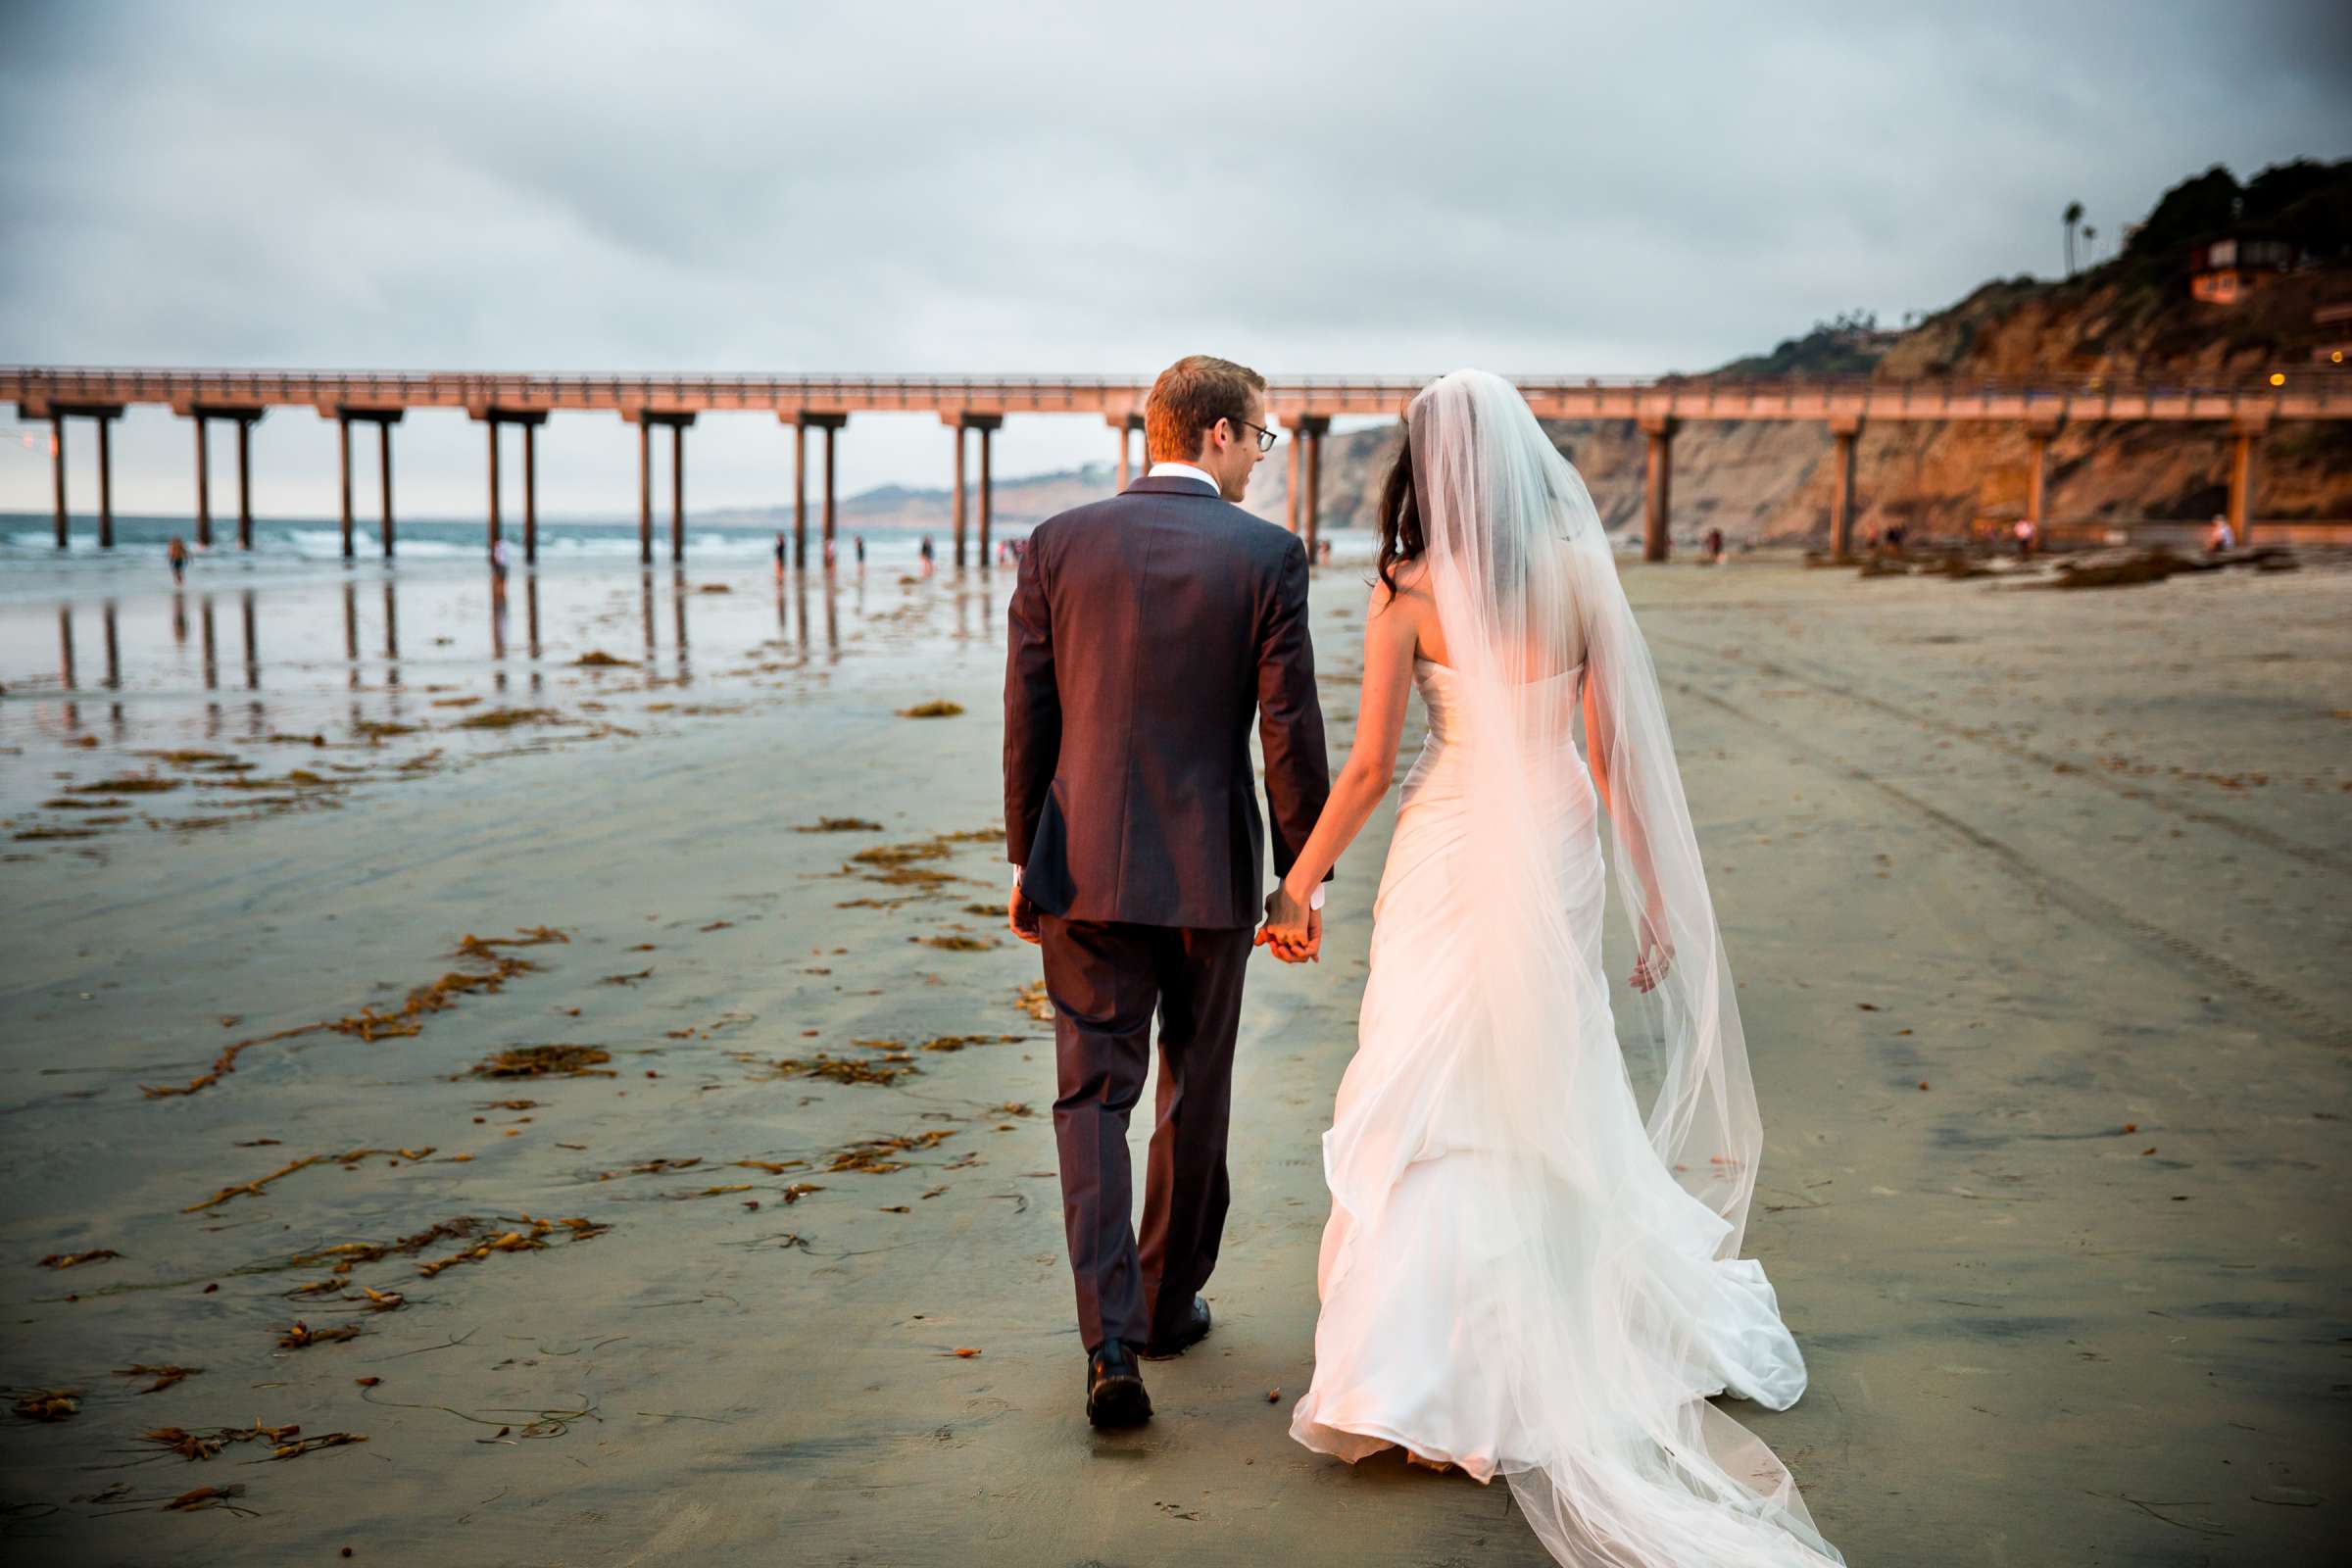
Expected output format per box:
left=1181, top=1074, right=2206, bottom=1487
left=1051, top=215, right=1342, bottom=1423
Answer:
left=2081, top=224, right=2097, bottom=268
left=2063, top=201, right=2083, bottom=275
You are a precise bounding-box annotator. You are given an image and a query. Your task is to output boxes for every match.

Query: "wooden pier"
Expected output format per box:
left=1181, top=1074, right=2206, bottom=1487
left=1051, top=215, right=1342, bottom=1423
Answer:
left=11, top=367, right=2349, bottom=562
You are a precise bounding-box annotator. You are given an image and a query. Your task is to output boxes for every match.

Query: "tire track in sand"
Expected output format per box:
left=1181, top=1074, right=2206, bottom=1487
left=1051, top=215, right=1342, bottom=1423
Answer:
left=1649, top=632, right=2352, bottom=878
left=1668, top=677, right=2344, bottom=1050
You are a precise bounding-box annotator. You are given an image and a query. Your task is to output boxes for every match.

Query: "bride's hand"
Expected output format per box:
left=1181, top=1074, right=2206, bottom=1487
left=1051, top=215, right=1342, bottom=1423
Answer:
left=1631, top=907, right=1673, bottom=993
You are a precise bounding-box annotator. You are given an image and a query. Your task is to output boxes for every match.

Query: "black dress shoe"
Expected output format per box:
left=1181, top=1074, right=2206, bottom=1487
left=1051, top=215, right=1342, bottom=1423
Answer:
left=1141, top=1295, right=1211, bottom=1360
left=1086, top=1342, right=1152, bottom=1429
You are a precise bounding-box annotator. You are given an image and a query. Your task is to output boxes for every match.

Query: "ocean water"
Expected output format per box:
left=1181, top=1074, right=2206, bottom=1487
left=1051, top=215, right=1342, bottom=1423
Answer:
left=0, top=510, right=1379, bottom=823
left=1, top=512, right=1001, bottom=595
left=1, top=510, right=1379, bottom=597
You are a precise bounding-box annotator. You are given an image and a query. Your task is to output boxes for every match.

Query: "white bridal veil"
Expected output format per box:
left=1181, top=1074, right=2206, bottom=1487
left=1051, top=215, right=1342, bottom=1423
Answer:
left=1400, top=369, right=1839, bottom=1565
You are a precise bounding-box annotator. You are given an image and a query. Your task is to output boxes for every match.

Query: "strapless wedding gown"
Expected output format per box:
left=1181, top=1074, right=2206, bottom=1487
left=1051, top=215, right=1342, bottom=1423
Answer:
left=1289, top=657, right=1838, bottom=1566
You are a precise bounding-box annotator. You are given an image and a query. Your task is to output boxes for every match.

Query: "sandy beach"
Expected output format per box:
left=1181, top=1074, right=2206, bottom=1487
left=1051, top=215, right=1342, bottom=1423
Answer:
left=2, top=547, right=2347, bottom=1566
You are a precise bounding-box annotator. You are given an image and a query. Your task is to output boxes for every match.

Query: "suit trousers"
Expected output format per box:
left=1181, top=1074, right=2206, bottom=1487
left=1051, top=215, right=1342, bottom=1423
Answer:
left=1037, top=913, right=1252, bottom=1355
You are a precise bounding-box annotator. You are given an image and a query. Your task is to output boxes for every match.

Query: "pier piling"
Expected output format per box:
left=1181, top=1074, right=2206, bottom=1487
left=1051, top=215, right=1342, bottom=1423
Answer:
left=1641, top=412, right=1679, bottom=564
left=338, top=416, right=354, bottom=558
left=1827, top=413, right=1863, bottom=560
left=50, top=414, right=66, bottom=548
left=195, top=417, right=212, bottom=548
left=1294, top=414, right=1329, bottom=562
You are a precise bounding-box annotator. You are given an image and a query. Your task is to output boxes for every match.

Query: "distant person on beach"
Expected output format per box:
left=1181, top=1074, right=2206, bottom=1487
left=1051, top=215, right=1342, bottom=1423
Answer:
left=822, top=536, right=836, bottom=570
left=166, top=535, right=187, bottom=583
left=918, top=535, right=935, bottom=577
left=774, top=530, right=788, bottom=580
left=1005, top=354, right=1330, bottom=1434
left=854, top=533, right=865, bottom=569
left=490, top=537, right=511, bottom=599
left=2207, top=514, right=2235, bottom=553
left=1704, top=525, right=1726, bottom=564
left=2013, top=515, right=2036, bottom=560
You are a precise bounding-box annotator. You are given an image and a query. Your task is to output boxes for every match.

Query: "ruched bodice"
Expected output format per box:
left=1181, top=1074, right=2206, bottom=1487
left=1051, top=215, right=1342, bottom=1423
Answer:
left=1399, top=656, right=1589, bottom=809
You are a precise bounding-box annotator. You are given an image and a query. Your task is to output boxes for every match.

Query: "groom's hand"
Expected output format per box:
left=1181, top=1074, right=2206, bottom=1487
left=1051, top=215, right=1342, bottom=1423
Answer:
left=1008, top=881, right=1042, bottom=946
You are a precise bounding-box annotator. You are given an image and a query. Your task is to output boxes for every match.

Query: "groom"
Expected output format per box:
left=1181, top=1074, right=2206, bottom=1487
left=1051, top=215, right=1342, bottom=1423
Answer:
left=1004, top=354, right=1332, bottom=1428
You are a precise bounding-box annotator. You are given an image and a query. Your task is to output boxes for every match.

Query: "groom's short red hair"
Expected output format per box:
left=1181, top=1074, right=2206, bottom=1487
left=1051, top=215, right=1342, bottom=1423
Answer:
left=1147, top=355, right=1265, bottom=464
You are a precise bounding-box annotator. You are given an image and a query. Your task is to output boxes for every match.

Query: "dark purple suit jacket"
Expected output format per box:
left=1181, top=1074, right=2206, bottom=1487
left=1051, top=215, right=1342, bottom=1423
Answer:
left=1004, top=475, right=1331, bottom=930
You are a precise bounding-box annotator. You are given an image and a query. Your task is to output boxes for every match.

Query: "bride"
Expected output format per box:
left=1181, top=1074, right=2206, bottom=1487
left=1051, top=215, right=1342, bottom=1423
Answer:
left=1258, top=370, right=1843, bottom=1566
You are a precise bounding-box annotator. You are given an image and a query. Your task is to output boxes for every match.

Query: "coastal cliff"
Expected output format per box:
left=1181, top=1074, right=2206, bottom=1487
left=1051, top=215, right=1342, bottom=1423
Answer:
left=1274, top=158, right=2352, bottom=545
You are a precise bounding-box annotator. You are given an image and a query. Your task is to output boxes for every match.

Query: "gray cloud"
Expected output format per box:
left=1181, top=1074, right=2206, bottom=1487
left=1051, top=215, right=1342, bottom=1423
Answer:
left=2, top=0, right=2343, bottom=515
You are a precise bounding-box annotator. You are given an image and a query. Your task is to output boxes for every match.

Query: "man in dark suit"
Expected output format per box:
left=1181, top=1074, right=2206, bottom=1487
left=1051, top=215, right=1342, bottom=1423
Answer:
left=1004, top=354, right=1332, bottom=1429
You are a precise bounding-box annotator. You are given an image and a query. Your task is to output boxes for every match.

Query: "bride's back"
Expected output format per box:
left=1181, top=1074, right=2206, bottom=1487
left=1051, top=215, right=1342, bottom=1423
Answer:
left=1392, top=552, right=1588, bottom=682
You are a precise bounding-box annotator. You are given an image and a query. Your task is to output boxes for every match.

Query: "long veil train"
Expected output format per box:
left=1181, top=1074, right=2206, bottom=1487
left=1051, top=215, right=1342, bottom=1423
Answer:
left=1290, top=370, right=1841, bottom=1566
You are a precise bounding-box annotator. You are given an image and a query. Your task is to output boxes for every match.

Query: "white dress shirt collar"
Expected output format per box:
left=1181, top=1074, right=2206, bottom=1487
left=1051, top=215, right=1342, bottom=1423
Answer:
left=1146, top=461, right=1221, bottom=495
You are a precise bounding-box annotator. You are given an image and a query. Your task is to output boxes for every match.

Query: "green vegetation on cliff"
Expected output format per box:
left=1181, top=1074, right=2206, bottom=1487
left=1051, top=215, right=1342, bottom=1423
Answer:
left=1713, top=310, right=1896, bottom=378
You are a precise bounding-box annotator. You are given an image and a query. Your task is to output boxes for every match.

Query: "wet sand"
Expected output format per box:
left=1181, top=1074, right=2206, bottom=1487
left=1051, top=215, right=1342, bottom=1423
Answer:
left=2, top=552, right=2346, bottom=1565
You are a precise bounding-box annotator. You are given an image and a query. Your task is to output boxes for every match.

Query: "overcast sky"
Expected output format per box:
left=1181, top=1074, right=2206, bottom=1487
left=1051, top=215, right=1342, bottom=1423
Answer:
left=2, top=0, right=2344, bottom=520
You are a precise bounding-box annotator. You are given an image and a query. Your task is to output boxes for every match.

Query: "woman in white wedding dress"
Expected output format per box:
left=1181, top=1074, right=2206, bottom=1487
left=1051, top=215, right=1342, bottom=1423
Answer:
left=1259, top=371, right=1843, bottom=1566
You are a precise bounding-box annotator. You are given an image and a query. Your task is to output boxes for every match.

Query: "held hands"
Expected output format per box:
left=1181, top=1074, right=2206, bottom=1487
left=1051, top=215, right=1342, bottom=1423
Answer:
left=1255, top=882, right=1321, bottom=964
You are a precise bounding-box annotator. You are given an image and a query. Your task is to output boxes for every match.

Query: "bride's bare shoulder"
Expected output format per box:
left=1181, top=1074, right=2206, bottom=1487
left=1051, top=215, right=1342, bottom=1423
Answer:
left=1371, top=555, right=1433, bottom=606
left=1365, top=559, right=1443, bottom=662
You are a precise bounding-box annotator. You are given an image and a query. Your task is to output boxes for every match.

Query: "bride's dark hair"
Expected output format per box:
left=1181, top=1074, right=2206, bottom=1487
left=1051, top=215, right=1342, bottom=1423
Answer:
left=1373, top=420, right=1423, bottom=598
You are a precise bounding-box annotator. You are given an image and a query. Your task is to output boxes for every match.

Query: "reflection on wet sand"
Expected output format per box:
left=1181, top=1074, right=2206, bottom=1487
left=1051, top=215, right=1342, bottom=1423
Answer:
left=240, top=589, right=259, bottom=691
left=520, top=571, right=544, bottom=698
left=7, top=560, right=988, bottom=844
left=102, top=601, right=123, bottom=734
left=772, top=567, right=839, bottom=663
left=55, top=606, right=78, bottom=733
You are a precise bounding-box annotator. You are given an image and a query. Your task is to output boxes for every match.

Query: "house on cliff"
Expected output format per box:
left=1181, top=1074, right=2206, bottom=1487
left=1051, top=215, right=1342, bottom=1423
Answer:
left=2188, top=234, right=2299, bottom=305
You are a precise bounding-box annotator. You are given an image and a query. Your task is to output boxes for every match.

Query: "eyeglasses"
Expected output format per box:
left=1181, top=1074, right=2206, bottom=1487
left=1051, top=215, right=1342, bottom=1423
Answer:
left=1232, top=417, right=1278, bottom=454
